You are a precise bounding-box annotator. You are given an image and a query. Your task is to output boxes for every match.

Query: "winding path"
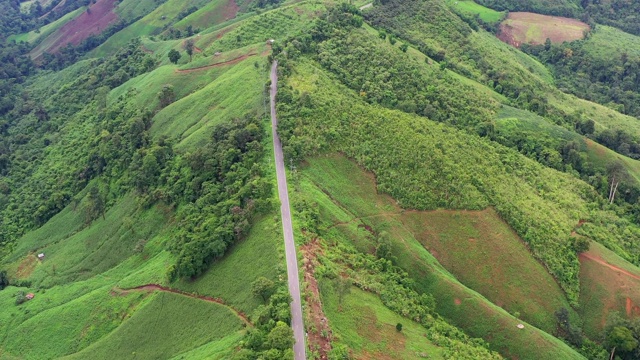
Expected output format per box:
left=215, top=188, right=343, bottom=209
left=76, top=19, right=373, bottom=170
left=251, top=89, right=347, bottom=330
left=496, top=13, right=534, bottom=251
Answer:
left=270, top=60, right=307, bottom=360
left=113, top=284, right=251, bottom=325
left=580, top=253, right=640, bottom=281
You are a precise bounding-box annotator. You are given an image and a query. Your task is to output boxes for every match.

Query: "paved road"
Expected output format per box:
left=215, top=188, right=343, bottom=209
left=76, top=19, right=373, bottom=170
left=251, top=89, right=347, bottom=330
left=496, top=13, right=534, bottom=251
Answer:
left=270, top=60, right=306, bottom=360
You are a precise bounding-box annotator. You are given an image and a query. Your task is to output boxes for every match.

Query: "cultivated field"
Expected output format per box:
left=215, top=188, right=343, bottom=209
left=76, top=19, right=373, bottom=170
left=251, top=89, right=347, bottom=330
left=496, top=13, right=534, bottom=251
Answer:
left=30, top=0, right=119, bottom=58
left=498, top=12, right=590, bottom=47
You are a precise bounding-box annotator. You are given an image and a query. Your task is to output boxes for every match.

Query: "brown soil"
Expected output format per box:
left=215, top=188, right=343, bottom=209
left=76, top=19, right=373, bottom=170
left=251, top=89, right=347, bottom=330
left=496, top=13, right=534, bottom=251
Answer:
left=221, top=0, right=240, bottom=20
left=580, top=253, right=640, bottom=281
left=498, top=12, right=589, bottom=47
left=113, top=284, right=251, bottom=325
left=33, top=0, right=119, bottom=57
left=300, top=239, right=332, bottom=359
left=454, top=298, right=462, bottom=305
left=175, top=52, right=257, bottom=73
left=15, top=254, right=38, bottom=279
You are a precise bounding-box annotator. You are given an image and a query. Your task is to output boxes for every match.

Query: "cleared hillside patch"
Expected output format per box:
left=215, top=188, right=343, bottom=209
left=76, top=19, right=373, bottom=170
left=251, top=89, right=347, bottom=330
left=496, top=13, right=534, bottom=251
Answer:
left=498, top=12, right=589, bottom=47
left=30, top=0, right=119, bottom=58
left=174, top=0, right=239, bottom=31
left=8, top=7, right=85, bottom=44
left=299, top=155, right=583, bottom=359
left=306, top=154, right=575, bottom=335
left=579, top=241, right=640, bottom=338
left=1, top=288, right=146, bottom=359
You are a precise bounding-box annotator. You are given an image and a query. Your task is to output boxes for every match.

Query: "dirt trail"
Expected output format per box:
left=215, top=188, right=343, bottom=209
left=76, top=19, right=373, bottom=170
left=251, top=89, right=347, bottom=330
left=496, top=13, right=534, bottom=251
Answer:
left=580, top=253, right=640, bottom=281
left=301, top=240, right=332, bottom=359
left=175, top=53, right=257, bottom=73
left=114, top=284, right=252, bottom=325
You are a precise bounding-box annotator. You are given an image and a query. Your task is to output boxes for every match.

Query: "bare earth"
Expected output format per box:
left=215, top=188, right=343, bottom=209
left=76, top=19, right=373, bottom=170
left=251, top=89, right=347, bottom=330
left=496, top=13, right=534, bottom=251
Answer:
left=498, top=12, right=590, bottom=47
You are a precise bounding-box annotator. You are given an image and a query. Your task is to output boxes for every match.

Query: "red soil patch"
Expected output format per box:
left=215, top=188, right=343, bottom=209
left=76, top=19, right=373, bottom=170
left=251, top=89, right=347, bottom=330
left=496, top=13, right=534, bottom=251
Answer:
left=454, top=298, right=462, bottom=306
left=579, top=247, right=640, bottom=334
left=15, top=255, right=38, bottom=279
left=175, top=52, right=257, bottom=73
left=300, top=240, right=333, bottom=359
left=113, top=284, right=251, bottom=325
left=32, top=0, right=119, bottom=58
left=498, top=12, right=589, bottom=48
left=221, top=0, right=240, bottom=21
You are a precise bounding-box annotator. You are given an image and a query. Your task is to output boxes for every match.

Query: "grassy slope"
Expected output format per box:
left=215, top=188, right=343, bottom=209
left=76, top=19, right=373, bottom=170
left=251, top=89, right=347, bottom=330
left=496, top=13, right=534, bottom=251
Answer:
left=320, top=284, right=445, bottom=359
left=173, top=215, right=282, bottom=315
left=579, top=241, right=640, bottom=339
left=583, top=25, right=640, bottom=59
left=366, top=0, right=640, bottom=140
left=150, top=54, right=267, bottom=151
left=8, top=7, right=85, bottom=44
left=496, top=106, right=640, bottom=184
left=173, top=0, right=238, bottom=31
left=446, top=0, right=505, bottom=23
left=0, top=9, right=282, bottom=357
left=63, top=292, right=244, bottom=360
left=299, top=154, right=582, bottom=359
left=91, top=0, right=212, bottom=57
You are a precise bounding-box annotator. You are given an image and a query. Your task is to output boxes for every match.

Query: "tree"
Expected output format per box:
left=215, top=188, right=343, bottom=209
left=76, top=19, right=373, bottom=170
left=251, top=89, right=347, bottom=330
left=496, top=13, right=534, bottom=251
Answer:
left=396, top=323, right=403, bottom=332
left=606, top=326, right=638, bottom=360
left=157, top=85, right=175, bottom=108
left=184, top=39, right=195, bottom=62
left=267, top=321, right=294, bottom=350
left=168, top=49, right=181, bottom=64
left=607, top=161, right=628, bottom=204
left=251, top=276, right=276, bottom=302
left=334, top=277, right=351, bottom=307
left=86, top=185, right=105, bottom=223
left=572, top=236, right=590, bottom=253
left=399, top=43, right=408, bottom=52
left=0, top=270, right=8, bottom=290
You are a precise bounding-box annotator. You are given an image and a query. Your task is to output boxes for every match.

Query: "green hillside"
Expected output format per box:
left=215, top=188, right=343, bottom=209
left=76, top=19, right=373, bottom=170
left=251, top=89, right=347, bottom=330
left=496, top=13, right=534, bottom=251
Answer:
left=4, top=0, right=640, bottom=359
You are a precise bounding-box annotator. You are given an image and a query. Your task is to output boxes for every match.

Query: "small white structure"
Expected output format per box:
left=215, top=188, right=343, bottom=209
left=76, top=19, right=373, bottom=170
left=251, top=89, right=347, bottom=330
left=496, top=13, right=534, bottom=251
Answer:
left=516, top=324, right=525, bottom=329
left=267, top=39, right=275, bottom=44
left=214, top=51, right=222, bottom=56
left=37, top=253, right=45, bottom=260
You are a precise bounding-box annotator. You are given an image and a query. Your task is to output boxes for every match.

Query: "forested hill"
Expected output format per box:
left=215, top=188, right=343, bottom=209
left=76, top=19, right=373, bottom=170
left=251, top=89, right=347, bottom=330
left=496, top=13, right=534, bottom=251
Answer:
left=1, top=0, right=640, bottom=359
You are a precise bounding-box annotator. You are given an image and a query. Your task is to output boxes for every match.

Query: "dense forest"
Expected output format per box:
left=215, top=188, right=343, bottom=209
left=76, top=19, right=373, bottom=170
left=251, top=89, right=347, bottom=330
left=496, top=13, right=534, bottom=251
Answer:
left=523, top=39, right=640, bottom=120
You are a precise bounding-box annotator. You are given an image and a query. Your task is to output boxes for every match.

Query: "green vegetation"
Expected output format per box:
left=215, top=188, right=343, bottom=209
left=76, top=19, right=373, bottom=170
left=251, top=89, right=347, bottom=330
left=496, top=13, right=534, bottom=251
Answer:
left=174, top=215, right=281, bottom=314
left=4, top=0, right=640, bottom=358
left=64, top=292, right=245, bottom=360
left=279, top=19, right=606, bottom=303
left=523, top=28, right=640, bottom=120
left=293, top=153, right=584, bottom=358
left=321, top=285, right=446, bottom=359
left=446, top=0, right=505, bottom=24
left=8, top=7, right=85, bottom=44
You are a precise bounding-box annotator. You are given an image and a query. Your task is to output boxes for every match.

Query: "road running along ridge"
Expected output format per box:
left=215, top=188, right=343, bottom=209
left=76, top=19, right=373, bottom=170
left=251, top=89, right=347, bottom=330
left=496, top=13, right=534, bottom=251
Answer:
left=270, top=60, right=307, bottom=360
